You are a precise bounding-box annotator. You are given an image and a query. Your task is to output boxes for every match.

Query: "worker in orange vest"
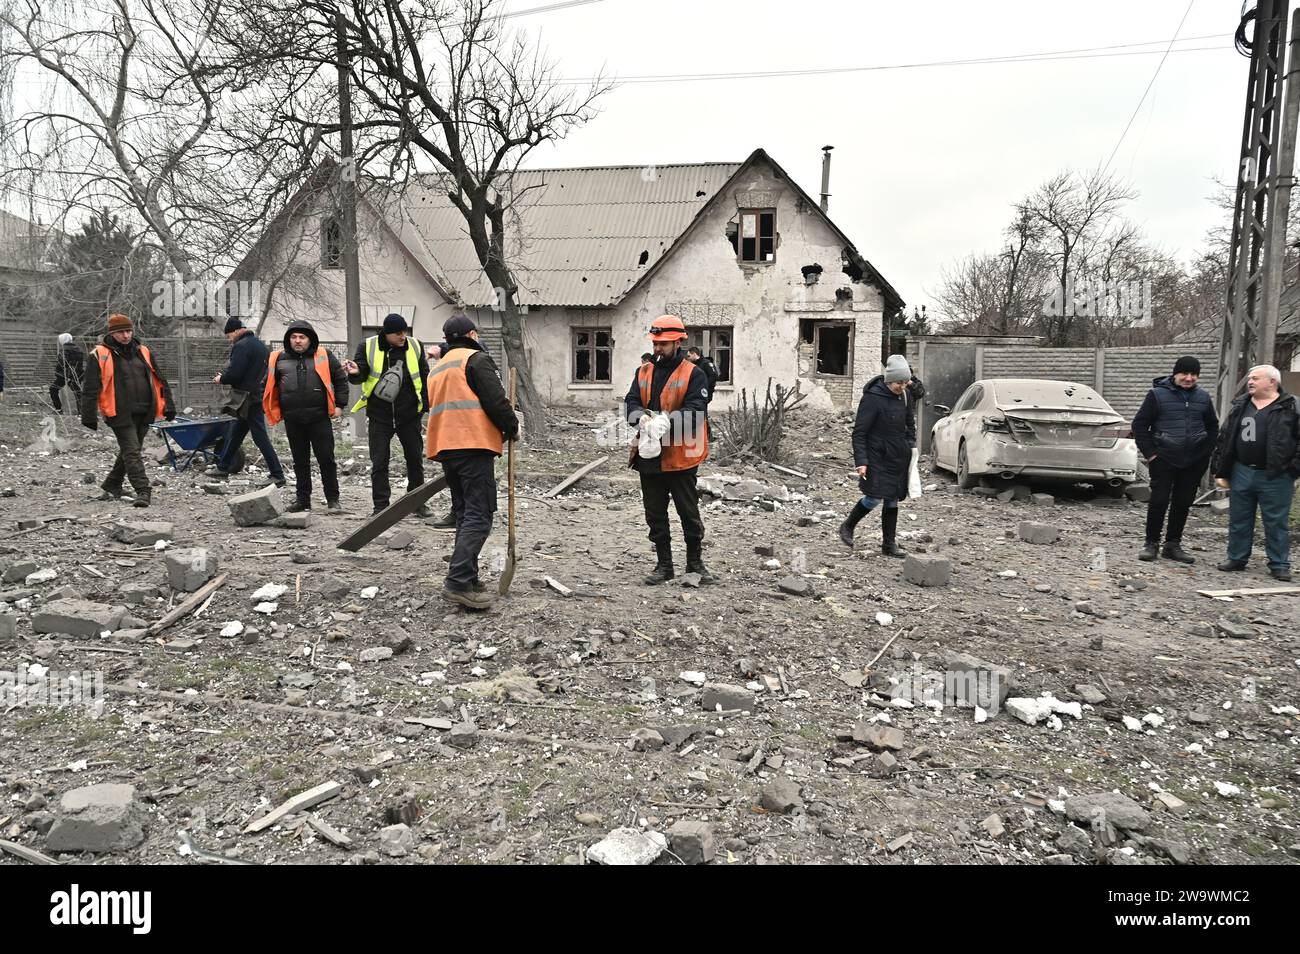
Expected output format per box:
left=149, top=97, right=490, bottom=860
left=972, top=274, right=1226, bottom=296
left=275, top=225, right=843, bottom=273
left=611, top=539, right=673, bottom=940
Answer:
left=625, top=315, right=713, bottom=584
left=424, top=315, right=519, bottom=610
left=263, top=320, right=349, bottom=512
left=80, top=313, right=175, bottom=508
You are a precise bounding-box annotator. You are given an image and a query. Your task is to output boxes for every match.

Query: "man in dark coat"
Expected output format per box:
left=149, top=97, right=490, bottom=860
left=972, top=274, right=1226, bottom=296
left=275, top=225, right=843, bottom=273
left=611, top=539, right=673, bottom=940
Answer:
left=1211, top=364, right=1299, bottom=581
left=685, top=346, right=719, bottom=402
left=262, top=320, right=349, bottom=512
left=840, top=357, right=915, bottom=555
left=344, top=312, right=432, bottom=515
left=81, top=313, right=176, bottom=507
left=50, top=333, right=85, bottom=412
left=1130, top=355, right=1218, bottom=563
left=212, top=317, right=284, bottom=485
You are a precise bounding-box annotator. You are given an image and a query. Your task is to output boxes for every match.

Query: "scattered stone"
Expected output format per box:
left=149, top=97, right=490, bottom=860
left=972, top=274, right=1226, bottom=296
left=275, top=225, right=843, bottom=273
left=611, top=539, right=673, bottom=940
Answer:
left=165, top=548, right=218, bottom=592
left=109, top=520, right=174, bottom=545
left=1187, top=712, right=1211, bottom=725
left=32, top=599, right=126, bottom=638
left=886, top=832, right=913, bottom=853
left=629, top=728, right=665, bottom=752
left=587, top=827, right=667, bottom=865
left=358, top=646, right=393, bottom=663
left=1215, top=618, right=1254, bottom=639
left=387, top=530, right=415, bottom=551
left=981, top=813, right=1005, bottom=838
left=275, top=512, right=312, bottom=530
left=1005, top=694, right=1082, bottom=726
left=701, top=683, right=755, bottom=713
left=868, top=752, right=900, bottom=777
left=943, top=652, right=1014, bottom=708
left=45, top=783, right=144, bottom=853
left=667, top=820, right=715, bottom=864
left=680, top=572, right=702, bottom=588
left=902, top=554, right=951, bottom=587
left=1074, top=684, right=1107, bottom=705
left=1147, top=838, right=1193, bottom=865
left=1153, top=792, right=1189, bottom=816
left=1057, top=823, right=1091, bottom=853
left=972, top=486, right=999, bottom=498
left=119, top=582, right=161, bottom=606
left=2, top=561, right=38, bottom=583
left=1064, top=792, right=1150, bottom=831
left=317, top=575, right=351, bottom=600
left=851, top=722, right=906, bottom=751
left=574, top=812, right=604, bottom=827
left=1189, top=622, right=1215, bottom=638
left=1034, top=583, right=1053, bottom=593
left=378, top=823, right=414, bottom=857
left=777, top=576, right=811, bottom=597
left=1125, top=482, right=1152, bottom=502
left=447, top=722, right=478, bottom=749
left=1018, top=521, right=1060, bottom=544
left=0, top=613, right=16, bottom=644
left=759, top=778, right=804, bottom=814
left=1031, top=493, right=1055, bottom=506
left=227, top=484, right=284, bottom=526
left=996, top=489, right=1015, bottom=503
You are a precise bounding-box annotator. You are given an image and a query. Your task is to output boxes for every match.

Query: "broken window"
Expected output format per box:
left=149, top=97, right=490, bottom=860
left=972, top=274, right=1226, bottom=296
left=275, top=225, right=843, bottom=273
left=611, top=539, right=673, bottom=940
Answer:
left=572, top=328, right=612, bottom=383
left=731, top=209, right=776, bottom=263
left=322, top=217, right=343, bottom=269
left=814, top=323, right=851, bottom=376
left=685, top=326, right=733, bottom=384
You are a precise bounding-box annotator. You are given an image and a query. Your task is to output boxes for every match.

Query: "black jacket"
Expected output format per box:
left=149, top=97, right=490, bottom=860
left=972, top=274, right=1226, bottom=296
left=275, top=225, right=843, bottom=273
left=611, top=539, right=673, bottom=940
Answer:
left=1212, top=390, right=1300, bottom=480
left=217, top=329, right=270, bottom=394
left=80, top=334, right=175, bottom=428
left=624, top=349, right=709, bottom=474
left=903, top=375, right=925, bottom=448
left=434, top=336, right=518, bottom=456
left=347, top=336, right=431, bottom=423
left=53, top=342, right=85, bottom=389
left=693, top=356, right=720, bottom=399
left=271, top=321, right=349, bottom=424
left=853, top=375, right=915, bottom=501
left=1132, top=375, right=1218, bottom=469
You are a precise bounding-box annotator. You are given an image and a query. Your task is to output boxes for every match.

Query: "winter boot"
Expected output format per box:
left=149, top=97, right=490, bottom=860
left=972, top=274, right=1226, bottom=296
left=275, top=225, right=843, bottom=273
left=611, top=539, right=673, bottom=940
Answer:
left=644, top=541, right=674, bottom=585
left=838, top=502, right=871, bottom=548
left=1161, top=541, right=1195, bottom=564
left=1137, top=540, right=1159, bottom=561
left=685, top=540, right=715, bottom=584
left=880, top=506, right=905, bottom=558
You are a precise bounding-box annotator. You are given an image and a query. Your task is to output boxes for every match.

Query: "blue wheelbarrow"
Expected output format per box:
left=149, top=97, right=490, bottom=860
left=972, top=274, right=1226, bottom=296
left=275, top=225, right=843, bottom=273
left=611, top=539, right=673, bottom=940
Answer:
left=150, top=415, right=245, bottom=474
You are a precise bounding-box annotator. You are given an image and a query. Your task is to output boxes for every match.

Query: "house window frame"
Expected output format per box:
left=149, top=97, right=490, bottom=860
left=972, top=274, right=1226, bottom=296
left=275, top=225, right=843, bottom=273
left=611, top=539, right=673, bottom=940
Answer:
left=686, top=326, right=734, bottom=386
left=811, top=321, right=854, bottom=378
left=736, top=208, right=776, bottom=264
left=321, top=217, right=343, bottom=270
left=570, top=326, right=613, bottom=385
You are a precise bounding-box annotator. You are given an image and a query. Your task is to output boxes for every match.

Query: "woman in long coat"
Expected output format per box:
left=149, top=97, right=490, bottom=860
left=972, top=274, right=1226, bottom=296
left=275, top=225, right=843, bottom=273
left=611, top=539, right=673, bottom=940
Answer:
left=839, top=358, right=916, bottom=555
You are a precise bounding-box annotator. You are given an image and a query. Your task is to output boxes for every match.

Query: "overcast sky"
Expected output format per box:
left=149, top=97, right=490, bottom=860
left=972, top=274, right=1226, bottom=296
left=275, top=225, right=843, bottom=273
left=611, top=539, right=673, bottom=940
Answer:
left=519, top=0, right=1246, bottom=314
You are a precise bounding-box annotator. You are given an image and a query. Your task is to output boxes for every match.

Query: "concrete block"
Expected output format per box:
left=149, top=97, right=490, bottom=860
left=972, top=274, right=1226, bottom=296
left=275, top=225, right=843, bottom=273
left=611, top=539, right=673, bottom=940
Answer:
left=668, top=820, right=715, bottom=864
left=2, top=562, right=38, bottom=584
left=273, top=513, right=312, bottom=530
left=45, top=783, right=144, bottom=853
left=227, top=484, right=284, bottom=527
left=32, top=599, right=126, bottom=638
left=587, top=827, right=667, bottom=865
left=943, top=651, right=1013, bottom=708
left=164, top=548, right=218, bottom=592
left=109, top=520, right=174, bottom=545
left=1064, top=792, right=1151, bottom=832
left=700, top=682, right=755, bottom=713
left=1018, top=521, right=1060, bottom=544
left=902, top=554, right=951, bottom=587
left=851, top=722, right=906, bottom=751
left=1125, top=482, right=1152, bottom=502
left=1031, top=493, right=1055, bottom=506
left=0, top=613, right=16, bottom=645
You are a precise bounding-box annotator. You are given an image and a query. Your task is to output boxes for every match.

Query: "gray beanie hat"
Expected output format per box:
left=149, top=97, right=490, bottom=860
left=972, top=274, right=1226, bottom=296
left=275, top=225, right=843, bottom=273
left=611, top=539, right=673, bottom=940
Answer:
left=884, top=354, right=912, bottom=384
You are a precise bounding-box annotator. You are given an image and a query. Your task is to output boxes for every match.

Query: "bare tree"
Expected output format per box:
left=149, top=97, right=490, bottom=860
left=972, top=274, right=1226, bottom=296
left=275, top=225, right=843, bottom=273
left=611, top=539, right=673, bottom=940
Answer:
left=218, top=0, right=611, bottom=439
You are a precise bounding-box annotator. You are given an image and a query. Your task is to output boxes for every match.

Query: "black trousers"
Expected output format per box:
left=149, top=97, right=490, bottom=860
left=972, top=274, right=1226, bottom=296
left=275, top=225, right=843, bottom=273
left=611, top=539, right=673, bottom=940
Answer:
left=639, top=467, right=704, bottom=546
left=368, top=412, right=424, bottom=508
left=105, top=413, right=152, bottom=495
left=442, top=452, right=498, bottom=589
left=283, top=417, right=339, bottom=505
left=218, top=402, right=283, bottom=479
left=51, top=383, right=81, bottom=412
left=1145, top=456, right=1208, bottom=544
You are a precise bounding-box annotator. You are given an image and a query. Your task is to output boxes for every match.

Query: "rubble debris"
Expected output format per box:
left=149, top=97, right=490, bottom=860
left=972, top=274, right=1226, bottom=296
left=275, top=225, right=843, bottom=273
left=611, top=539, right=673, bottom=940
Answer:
left=163, top=548, right=217, bottom=592
left=902, top=554, right=951, bottom=587
left=45, top=783, right=145, bottom=853
left=544, top=456, right=609, bottom=498
left=1063, top=792, right=1150, bottom=831
left=109, top=520, right=174, bottom=546
left=1030, top=493, right=1055, bottom=506
left=1125, top=482, right=1152, bottom=502
left=243, top=780, right=343, bottom=833
left=1005, top=694, right=1082, bottom=726
left=851, top=722, right=906, bottom=751
left=777, top=576, right=811, bottom=596
left=667, top=820, right=715, bottom=864
left=1018, top=521, right=1060, bottom=545
left=149, top=574, right=229, bottom=634
left=759, top=778, right=804, bottom=814
left=629, top=728, right=665, bottom=751
left=944, top=652, right=1013, bottom=708
left=459, top=668, right=546, bottom=705
left=587, top=827, right=666, bottom=865
left=379, top=823, right=414, bottom=857
left=701, top=683, right=755, bottom=712
left=32, top=599, right=126, bottom=638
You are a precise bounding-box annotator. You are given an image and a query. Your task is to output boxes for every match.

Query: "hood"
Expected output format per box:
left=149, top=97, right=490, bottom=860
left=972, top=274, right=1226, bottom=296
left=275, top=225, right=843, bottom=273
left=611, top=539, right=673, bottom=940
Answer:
left=865, top=375, right=899, bottom=398
left=101, top=333, right=138, bottom=353
left=445, top=334, right=484, bottom=354
left=283, top=320, right=319, bottom=355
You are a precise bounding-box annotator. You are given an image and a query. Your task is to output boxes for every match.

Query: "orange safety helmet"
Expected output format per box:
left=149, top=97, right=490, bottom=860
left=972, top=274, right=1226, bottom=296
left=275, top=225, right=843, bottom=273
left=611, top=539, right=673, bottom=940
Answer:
left=648, top=314, right=687, bottom=342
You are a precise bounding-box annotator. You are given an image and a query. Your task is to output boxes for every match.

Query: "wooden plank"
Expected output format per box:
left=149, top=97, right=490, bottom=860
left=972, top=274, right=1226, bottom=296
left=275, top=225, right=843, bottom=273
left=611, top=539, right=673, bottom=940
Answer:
left=543, top=456, right=609, bottom=498
left=306, top=814, right=354, bottom=849
left=148, top=573, right=229, bottom=634
left=0, top=838, right=59, bottom=865
left=1197, top=585, right=1300, bottom=598
left=336, top=476, right=449, bottom=552
left=544, top=576, right=573, bottom=598
left=243, top=781, right=343, bottom=834
left=765, top=461, right=809, bottom=480
left=403, top=716, right=453, bottom=730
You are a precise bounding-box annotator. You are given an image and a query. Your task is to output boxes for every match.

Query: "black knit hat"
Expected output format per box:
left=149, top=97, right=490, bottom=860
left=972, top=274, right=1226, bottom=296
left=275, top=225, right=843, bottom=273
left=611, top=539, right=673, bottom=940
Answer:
left=381, top=312, right=409, bottom=334
left=443, top=314, right=477, bottom=338
left=1173, top=355, right=1201, bottom=376
left=223, top=316, right=244, bottom=334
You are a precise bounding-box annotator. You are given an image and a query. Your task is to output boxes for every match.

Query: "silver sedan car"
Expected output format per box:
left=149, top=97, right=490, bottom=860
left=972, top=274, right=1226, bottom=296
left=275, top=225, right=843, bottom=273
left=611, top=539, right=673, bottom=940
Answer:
left=930, top=378, right=1138, bottom=491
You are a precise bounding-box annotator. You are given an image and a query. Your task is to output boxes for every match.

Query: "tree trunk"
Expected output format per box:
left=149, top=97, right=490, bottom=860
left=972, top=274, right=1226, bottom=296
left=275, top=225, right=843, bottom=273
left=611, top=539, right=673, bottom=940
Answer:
left=482, top=258, right=547, bottom=442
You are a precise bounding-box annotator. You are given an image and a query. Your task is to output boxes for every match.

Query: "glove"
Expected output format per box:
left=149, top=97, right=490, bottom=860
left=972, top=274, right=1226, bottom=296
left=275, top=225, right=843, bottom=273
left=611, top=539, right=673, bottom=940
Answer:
left=164, top=408, right=176, bottom=421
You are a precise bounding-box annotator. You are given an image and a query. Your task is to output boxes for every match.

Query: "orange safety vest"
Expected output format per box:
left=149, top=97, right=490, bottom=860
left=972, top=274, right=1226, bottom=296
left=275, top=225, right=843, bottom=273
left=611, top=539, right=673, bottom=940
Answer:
left=424, top=348, right=505, bottom=460
left=92, top=343, right=167, bottom=421
left=637, top=360, right=709, bottom=472
left=262, top=348, right=336, bottom=426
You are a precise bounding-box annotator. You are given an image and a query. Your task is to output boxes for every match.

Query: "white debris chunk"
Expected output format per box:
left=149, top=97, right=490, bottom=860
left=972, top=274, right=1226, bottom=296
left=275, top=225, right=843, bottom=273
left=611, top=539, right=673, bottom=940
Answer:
left=219, top=621, right=244, bottom=638
left=875, top=612, right=893, bottom=626
left=360, top=586, right=379, bottom=599
left=679, top=671, right=706, bottom=686
left=1213, top=781, right=1241, bottom=798
left=254, top=602, right=278, bottom=615
left=1122, top=715, right=1143, bottom=732
left=251, top=583, right=287, bottom=601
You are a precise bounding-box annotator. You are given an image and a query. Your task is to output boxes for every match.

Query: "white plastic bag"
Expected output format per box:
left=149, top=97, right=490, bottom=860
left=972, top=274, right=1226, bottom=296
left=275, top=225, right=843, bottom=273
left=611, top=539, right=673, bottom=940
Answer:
left=637, top=412, right=671, bottom=459
left=908, top=448, right=922, bottom=499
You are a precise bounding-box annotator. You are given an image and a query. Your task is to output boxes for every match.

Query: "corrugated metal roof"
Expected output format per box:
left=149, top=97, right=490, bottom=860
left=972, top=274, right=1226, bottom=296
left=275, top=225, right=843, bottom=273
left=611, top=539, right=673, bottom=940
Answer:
left=402, top=163, right=742, bottom=307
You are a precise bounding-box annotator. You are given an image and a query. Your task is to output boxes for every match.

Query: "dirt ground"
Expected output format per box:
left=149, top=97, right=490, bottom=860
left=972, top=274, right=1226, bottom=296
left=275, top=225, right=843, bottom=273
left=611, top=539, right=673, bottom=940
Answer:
left=1, top=404, right=1297, bottom=865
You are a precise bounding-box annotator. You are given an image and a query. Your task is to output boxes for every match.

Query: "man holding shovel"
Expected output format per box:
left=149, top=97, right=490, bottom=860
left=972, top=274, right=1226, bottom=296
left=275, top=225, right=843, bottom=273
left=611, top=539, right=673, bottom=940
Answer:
left=423, top=315, right=518, bottom=610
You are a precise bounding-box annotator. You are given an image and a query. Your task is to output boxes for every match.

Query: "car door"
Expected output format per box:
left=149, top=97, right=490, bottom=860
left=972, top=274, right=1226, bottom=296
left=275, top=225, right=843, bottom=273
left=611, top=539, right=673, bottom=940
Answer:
left=949, top=384, right=983, bottom=460
left=934, top=384, right=977, bottom=466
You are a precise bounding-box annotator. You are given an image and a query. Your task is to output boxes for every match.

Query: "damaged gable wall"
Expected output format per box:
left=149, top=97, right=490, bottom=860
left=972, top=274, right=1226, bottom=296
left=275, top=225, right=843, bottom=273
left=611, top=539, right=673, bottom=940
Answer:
left=518, top=153, right=885, bottom=410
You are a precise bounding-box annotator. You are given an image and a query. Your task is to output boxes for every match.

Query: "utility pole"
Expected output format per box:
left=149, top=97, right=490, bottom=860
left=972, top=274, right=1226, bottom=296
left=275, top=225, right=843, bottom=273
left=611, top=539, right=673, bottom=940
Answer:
left=1219, top=1, right=1296, bottom=412
left=336, top=10, right=364, bottom=442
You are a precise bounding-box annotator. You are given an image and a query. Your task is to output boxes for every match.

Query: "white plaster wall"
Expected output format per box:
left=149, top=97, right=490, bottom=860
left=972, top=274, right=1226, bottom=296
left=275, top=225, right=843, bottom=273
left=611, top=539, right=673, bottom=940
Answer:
left=519, top=155, right=885, bottom=410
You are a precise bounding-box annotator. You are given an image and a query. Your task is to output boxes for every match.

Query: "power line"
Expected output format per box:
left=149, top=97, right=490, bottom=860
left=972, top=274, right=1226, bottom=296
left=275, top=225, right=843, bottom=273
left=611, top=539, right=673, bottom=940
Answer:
left=1102, top=0, right=1196, bottom=174
left=552, top=34, right=1230, bottom=86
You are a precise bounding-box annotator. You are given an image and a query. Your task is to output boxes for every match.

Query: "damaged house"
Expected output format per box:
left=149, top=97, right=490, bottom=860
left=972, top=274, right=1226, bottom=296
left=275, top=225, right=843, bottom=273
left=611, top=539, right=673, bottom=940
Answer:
left=230, top=148, right=903, bottom=410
